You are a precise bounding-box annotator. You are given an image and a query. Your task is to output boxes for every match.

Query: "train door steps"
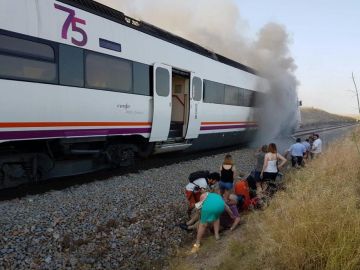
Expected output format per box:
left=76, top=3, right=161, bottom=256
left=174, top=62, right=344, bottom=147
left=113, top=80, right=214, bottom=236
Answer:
left=154, top=139, right=192, bottom=154
left=168, top=122, right=183, bottom=138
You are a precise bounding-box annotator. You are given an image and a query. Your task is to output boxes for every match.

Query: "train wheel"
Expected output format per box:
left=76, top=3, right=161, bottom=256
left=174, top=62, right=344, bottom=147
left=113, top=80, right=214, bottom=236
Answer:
left=106, top=144, right=135, bottom=167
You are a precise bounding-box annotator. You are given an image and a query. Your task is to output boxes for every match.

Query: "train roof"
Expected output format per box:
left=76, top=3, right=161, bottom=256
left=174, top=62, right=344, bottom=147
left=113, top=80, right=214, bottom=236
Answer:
left=57, top=0, right=258, bottom=75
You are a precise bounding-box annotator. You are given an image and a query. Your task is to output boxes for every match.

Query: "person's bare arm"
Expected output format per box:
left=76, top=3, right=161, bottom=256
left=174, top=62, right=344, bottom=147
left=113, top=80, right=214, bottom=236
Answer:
left=224, top=204, right=235, bottom=219
left=230, top=217, right=241, bottom=231
left=277, top=153, right=287, bottom=169
left=199, top=192, right=207, bottom=202
left=232, top=165, right=237, bottom=180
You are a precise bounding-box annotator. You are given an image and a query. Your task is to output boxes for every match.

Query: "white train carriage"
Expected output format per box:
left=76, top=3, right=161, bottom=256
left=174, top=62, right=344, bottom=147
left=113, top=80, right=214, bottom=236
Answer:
left=0, top=0, right=263, bottom=186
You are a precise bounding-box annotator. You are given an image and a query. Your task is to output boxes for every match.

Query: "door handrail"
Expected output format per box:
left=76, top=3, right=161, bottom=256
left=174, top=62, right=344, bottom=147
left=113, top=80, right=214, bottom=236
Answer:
left=173, top=95, right=185, bottom=106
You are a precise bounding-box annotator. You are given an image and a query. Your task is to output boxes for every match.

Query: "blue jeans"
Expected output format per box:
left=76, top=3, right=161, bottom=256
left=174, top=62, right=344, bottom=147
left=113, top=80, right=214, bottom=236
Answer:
left=219, top=181, right=233, bottom=191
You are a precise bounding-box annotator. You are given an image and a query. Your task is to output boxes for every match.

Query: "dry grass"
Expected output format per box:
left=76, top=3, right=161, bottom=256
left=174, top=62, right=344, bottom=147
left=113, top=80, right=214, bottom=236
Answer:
left=218, top=130, right=360, bottom=270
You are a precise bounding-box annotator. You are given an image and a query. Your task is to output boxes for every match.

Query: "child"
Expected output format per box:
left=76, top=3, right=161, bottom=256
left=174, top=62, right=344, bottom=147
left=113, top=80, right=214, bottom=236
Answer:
left=219, top=154, right=236, bottom=202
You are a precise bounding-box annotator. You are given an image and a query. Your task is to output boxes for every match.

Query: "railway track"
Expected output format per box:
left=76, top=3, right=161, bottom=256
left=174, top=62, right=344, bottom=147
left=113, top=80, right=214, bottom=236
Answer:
left=292, top=123, right=357, bottom=137
left=0, top=123, right=357, bottom=201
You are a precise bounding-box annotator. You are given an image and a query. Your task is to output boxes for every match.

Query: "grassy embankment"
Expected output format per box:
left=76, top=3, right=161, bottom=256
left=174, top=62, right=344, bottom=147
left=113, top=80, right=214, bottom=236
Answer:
left=217, top=129, right=360, bottom=269
left=300, top=107, right=357, bottom=128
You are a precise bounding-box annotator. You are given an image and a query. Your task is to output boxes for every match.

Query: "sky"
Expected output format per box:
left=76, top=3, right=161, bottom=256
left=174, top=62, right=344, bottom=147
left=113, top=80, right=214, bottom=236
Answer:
left=98, top=0, right=360, bottom=116
left=235, top=0, right=360, bottom=115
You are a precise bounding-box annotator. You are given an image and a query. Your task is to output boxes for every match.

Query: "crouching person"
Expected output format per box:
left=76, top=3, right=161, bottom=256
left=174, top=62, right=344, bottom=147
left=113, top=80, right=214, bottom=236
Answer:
left=181, top=172, right=220, bottom=231
left=191, top=188, right=235, bottom=253
left=234, top=179, right=251, bottom=211
left=220, top=194, right=241, bottom=231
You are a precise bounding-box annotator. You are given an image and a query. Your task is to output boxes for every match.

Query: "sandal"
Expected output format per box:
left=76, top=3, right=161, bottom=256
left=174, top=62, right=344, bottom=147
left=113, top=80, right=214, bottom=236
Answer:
left=190, top=243, right=200, bottom=253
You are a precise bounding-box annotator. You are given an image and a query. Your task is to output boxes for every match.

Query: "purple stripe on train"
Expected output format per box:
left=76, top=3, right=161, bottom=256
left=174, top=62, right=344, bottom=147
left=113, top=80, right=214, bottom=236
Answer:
left=200, top=124, right=258, bottom=131
left=0, top=128, right=152, bottom=140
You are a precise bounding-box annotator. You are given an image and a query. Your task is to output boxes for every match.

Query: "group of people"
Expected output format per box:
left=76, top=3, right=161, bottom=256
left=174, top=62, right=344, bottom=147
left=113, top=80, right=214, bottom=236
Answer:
left=285, top=134, right=323, bottom=168
left=181, top=155, right=245, bottom=253
left=180, top=135, right=323, bottom=253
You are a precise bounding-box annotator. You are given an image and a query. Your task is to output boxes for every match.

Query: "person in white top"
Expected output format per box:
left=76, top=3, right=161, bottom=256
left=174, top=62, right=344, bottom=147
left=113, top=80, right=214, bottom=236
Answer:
left=311, top=134, right=322, bottom=158
left=260, top=143, right=287, bottom=194
left=185, top=178, right=208, bottom=192
left=181, top=172, right=220, bottom=231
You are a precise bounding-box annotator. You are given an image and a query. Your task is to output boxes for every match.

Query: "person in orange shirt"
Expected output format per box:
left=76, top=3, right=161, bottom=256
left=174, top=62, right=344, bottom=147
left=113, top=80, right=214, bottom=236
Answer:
left=234, top=179, right=251, bottom=211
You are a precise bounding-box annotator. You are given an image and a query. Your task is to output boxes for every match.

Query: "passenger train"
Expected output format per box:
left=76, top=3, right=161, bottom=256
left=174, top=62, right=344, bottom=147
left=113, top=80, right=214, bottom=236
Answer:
left=0, top=0, right=266, bottom=188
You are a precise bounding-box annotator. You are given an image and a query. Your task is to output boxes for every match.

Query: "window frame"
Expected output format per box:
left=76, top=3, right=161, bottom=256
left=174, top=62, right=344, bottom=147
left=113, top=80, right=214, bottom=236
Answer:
left=0, top=29, right=59, bottom=85
left=132, top=61, right=152, bottom=96
left=155, top=67, right=170, bottom=97
left=202, top=77, right=257, bottom=108
left=192, top=76, right=202, bottom=101
left=224, top=85, right=239, bottom=106
left=203, top=79, right=225, bottom=104
left=59, top=44, right=85, bottom=87
left=84, top=50, right=133, bottom=93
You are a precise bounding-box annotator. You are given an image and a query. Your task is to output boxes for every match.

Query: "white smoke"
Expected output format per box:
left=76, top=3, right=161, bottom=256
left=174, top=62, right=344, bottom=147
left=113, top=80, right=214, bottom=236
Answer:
left=97, top=0, right=299, bottom=142
left=249, top=23, right=299, bottom=142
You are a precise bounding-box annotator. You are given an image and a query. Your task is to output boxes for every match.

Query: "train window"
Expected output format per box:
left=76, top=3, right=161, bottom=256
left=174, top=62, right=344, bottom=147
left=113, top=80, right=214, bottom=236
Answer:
left=193, top=77, right=202, bottom=101
left=249, top=90, right=256, bottom=107
left=85, top=52, right=132, bottom=92
left=155, top=67, right=170, bottom=97
left=224, top=85, right=239, bottom=106
left=238, top=88, right=245, bottom=106
left=133, top=62, right=150, bottom=96
left=0, top=34, right=56, bottom=83
left=0, top=54, right=57, bottom=83
left=203, top=80, right=224, bottom=104
left=243, top=89, right=253, bottom=107
left=0, top=34, right=54, bottom=61
left=59, top=45, right=84, bottom=87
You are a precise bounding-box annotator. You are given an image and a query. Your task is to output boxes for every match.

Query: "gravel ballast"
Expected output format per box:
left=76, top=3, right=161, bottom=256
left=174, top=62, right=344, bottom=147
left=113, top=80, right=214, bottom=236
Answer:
left=0, top=148, right=255, bottom=269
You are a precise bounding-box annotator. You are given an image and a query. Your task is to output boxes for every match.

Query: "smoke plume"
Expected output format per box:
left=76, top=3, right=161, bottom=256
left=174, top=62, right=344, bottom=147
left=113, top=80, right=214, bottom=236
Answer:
left=98, top=0, right=299, bottom=143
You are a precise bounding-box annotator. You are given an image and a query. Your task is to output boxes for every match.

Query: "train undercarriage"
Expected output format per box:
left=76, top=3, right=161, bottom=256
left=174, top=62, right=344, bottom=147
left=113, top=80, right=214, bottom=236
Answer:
left=0, top=136, right=154, bottom=189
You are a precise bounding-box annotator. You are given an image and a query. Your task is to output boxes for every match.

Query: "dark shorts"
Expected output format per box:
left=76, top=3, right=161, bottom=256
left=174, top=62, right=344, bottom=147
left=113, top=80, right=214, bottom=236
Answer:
left=254, top=171, right=262, bottom=182
left=237, top=195, right=244, bottom=207
left=291, top=156, right=303, bottom=167
left=219, top=181, right=233, bottom=191
left=220, top=204, right=239, bottom=229
left=247, top=173, right=257, bottom=190
left=262, top=172, right=278, bottom=181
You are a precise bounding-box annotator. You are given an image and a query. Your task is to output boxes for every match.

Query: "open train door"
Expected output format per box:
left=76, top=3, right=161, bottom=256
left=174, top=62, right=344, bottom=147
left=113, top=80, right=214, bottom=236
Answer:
left=185, top=74, right=202, bottom=139
left=149, top=64, right=172, bottom=142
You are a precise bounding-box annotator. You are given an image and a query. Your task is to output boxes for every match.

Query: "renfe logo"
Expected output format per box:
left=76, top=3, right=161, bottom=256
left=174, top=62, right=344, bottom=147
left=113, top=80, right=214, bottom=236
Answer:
left=54, top=3, right=88, bottom=47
